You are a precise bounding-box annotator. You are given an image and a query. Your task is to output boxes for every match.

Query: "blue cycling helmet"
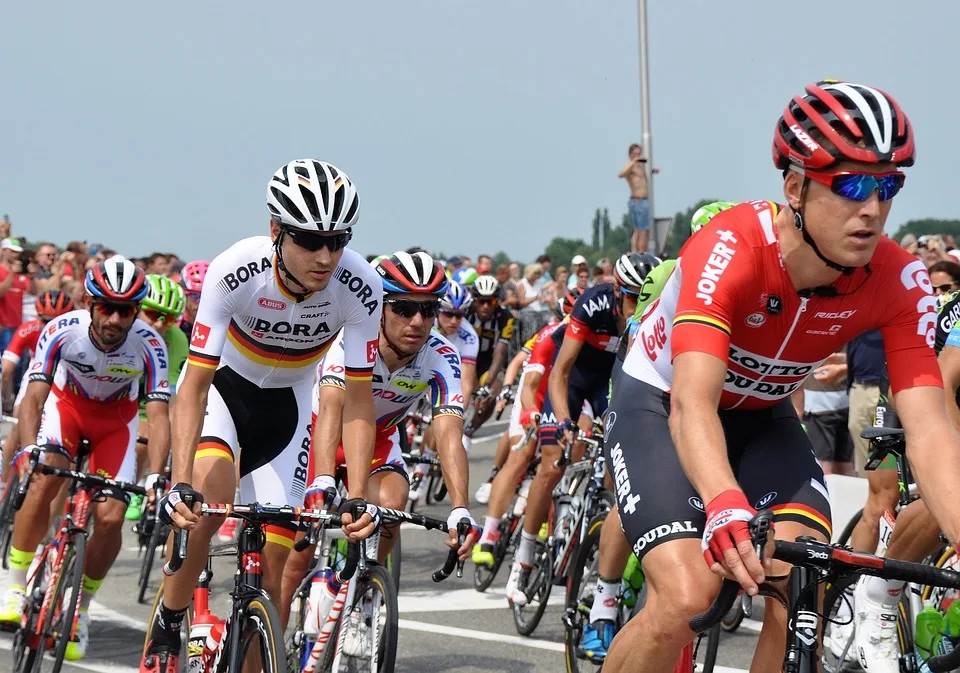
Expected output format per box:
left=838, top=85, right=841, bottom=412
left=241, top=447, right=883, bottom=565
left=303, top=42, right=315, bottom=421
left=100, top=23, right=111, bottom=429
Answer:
left=440, top=280, right=474, bottom=313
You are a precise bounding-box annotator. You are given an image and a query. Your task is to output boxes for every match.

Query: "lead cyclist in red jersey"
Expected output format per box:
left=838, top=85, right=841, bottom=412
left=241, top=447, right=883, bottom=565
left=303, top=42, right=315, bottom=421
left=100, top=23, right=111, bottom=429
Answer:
left=602, top=81, right=960, bottom=673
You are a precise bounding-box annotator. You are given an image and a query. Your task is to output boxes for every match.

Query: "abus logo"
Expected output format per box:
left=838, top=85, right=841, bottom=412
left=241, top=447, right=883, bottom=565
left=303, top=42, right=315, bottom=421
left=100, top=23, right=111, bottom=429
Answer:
left=814, top=310, right=856, bottom=320
left=258, top=298, right=286, bottom=311
left=790, top=124, right=820, bottom=153
left=900, top=259, right=937, bottom=347
left=695, top=230, right=738, bottom=307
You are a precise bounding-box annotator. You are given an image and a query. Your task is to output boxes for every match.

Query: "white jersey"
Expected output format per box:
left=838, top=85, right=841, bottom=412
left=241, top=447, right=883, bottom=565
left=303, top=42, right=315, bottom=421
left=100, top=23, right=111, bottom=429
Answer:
left=314, top=331, right=465, bottom=431
left=434, top=321, right=479, bottom=365
left=186, top=236, right=382, bottom=388
left=30, top=310, right=170, bottom=404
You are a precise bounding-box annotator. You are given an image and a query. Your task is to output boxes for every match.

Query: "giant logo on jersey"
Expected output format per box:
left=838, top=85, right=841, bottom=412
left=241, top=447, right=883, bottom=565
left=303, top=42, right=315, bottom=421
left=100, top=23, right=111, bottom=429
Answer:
left=900, top=260, right=937, bottom=348
left=695, top=230, right=738, bottom=307
left=335, top=268, right=380, bottom=316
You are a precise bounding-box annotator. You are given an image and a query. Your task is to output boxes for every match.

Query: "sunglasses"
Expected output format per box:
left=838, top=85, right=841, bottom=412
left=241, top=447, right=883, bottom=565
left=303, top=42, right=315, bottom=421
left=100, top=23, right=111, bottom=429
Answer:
left=385, top=299, right=440, bottom=319
left=93, top=301, right=138, bottom=318
left=804, top=170, right=906, bottom=202
left=934, top=284, right=957, bottom=294
left=142, top=308, right=170, bottom=324
left=439, top=310, right=465, bottom=318
left=285, top=228, right=352, bottom=252
left=474, top=298, right=498, bottom=306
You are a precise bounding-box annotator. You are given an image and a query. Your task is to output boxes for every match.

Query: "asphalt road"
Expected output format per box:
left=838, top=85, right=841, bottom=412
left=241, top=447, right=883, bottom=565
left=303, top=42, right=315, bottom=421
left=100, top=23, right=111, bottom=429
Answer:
left=0, top=417, right=762, bottom=673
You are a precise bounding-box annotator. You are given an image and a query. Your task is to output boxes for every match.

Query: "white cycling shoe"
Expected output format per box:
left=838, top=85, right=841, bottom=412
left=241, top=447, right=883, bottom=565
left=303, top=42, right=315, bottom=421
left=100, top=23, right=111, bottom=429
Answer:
left=853, top=577, right=901, bottom=673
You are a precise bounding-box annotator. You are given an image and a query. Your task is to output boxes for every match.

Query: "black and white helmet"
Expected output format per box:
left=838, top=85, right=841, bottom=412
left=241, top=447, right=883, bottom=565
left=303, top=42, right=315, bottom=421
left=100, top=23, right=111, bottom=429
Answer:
left=471, top=275, right=502, bottom=300
left=266, top=159, right=359, bottom=232
left=614, top=252, right=660, bottom=290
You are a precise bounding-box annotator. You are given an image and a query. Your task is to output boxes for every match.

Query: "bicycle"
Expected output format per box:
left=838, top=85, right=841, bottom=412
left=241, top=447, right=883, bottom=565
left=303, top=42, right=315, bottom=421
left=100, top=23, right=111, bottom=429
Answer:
left=691, top=509, right=960, bottom=673
left=0, top=414, right=29, bottom=569
left=287, top=501, right=470, bottom=673
left=133, top=477, right=170, bottom=604
left=403, top=446, right=445, bottom=511
left=10, top=442, right=146, bottom=673
left=513, top=423, right=610, bottom=636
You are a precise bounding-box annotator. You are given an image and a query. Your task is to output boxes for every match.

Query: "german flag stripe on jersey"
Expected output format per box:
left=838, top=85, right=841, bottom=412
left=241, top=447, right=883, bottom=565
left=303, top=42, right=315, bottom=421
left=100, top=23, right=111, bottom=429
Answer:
left=345, top=366, right=374, bottom=382
left=187, top=350, right=220, bottom=370
left=227, top=320, right=334, bottom=368
left=264, top=524, right=296, bottom=549
left=195, top=437, right=234, bottom=463
left=272, top=257, right=314, bottom=302
left=770, top=503, right=832, bottom=539
left=672, top=314, right=731, bottom=335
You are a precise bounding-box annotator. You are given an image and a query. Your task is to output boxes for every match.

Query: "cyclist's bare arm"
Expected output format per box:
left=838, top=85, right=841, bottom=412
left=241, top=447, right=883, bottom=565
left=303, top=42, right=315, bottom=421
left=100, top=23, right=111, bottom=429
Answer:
left=503, top=349, right=528, bottom=388
left=486, top=341, right=509, bottom=384
left=460, top=361, right=476, bottom=408
left=144, top=399, right=171, bottom=477
left=342, top=378, right=375, bottom=501
left=520, top=370, right=542, bottom=411
left=1, top=359, right=15, bottom=405
left=895, top=384, right=960, bottom=546
left=312, top=383, right=345, bottom=479
left=939, top=344, right=960, bottom=430
left=432, top=413, right=469, bottom=509
left=17, top=380, right=50, bottom=450
left=547, top=337, right=583, bottom=425
left=669, top=351, right=737, bottom=502
left=168, top=364, right=216, bottom=528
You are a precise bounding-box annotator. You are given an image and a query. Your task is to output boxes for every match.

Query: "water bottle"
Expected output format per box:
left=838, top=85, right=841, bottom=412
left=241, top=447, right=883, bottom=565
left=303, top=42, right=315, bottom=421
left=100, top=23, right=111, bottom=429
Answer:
left=916, top=601, right=943, bottom=664
left=304, top=568, right=341, bottom=636
left=188, top=612, right=219, bottom=673
left=936, top=599, right=960, bottom=663
left=555, top=495, right=574, bottom=539
left=514, top=477, right=532, bottom=517
left=202, top=618, right=226, bottom=669
left=304, top=580, right=349, bottom=672
left=620, top=553, right=645, bottom=610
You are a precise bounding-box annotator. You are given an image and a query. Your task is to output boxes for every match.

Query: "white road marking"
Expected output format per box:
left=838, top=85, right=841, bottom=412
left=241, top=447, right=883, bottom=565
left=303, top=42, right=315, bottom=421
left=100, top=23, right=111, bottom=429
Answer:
left=398, top=586, right=564, bottom=613
left=89, top=600, right=150, bottom=631
left=0, top=637, right=140, bottom=673
left=398, top=617, right=565, bottom=652
left=741, top=617, right=763, bottom=633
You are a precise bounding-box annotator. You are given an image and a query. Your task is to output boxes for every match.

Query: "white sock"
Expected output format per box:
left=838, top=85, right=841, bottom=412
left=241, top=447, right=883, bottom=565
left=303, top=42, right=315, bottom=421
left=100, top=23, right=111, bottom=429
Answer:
left=589, top=578, right=621, bottom=623
left=863, top=576, right=904, bottom=608
left=515, top=530, right=537, bottom=566
left=480, top=516, right=501, bottom=545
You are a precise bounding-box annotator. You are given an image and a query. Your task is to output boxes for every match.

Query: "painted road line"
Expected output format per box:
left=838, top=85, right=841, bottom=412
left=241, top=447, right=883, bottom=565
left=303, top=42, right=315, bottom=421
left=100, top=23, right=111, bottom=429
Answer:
left=89, top=600, right=150, bottom=631
left=398, top=586, right=564, bottom=613
left=0, top=638, right=139, bottom=673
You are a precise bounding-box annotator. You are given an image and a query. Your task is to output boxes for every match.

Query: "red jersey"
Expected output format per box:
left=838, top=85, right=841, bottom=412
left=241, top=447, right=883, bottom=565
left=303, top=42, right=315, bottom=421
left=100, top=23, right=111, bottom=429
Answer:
left=523, top=321, right=564, bottom=409
left=0, top=268, right=30, bottom=328
left=1, top=319, right=43, bottom=364
left=623, top=200, right=941, bottom=410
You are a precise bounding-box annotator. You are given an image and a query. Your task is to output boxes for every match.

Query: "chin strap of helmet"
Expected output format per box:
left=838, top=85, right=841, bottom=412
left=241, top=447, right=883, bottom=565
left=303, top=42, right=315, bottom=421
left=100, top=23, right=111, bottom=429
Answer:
left=379, top=311, right=419, bottom=361
left=794, top=178, right=857, bottom=276
left=273, top=228, right=311, bottom=303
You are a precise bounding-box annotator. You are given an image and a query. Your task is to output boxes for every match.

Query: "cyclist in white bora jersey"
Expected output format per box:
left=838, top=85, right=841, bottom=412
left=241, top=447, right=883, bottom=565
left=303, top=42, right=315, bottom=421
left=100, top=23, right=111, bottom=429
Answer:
left=141, top=160, right=382, bottom=673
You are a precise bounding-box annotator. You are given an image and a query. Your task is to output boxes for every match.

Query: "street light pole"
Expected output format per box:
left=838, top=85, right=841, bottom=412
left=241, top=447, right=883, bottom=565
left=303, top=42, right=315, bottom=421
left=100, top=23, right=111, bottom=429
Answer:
left=636, top=0, right=655, bottom=251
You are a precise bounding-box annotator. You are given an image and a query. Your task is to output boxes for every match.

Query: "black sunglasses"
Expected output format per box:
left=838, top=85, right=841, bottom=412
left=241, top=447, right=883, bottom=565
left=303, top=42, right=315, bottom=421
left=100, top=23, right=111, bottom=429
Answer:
left=93, top=301, right=139, bottom=318
left=285, top=228, right=352, bottom=252
left=385, top=299, right=440, bottom=319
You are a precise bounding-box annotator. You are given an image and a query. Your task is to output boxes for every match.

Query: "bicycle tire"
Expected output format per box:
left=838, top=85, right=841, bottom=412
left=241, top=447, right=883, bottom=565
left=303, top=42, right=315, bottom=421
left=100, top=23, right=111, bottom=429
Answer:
left=39, top=532, right=85, bottom=673
left=473, top=515, right=514, bottom=593
left=512, top=539, right=554, bottom=636
left=719, top=601, right=744, bottom=632
left=324, top=564, right=399, bottom=673
left=835, top=508, right=863, bottom=547
left=563, top=512, right=605, bottom=673
left=137, top=515, right=165, bottom=604
left=228, top=597, right=285, bottom=673
left=0, top=473, right=20, bottom=570
left=700, top=625, right=721, bottom=673
left=388, top=534, right=401, bottom=592
left=431, top=469, right=447, bottom=503
left=13, top=545, right=48, bottom=673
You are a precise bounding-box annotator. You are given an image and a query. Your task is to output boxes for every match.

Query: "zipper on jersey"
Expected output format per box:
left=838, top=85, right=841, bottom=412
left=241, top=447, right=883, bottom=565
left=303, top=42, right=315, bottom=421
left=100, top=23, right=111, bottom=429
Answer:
left=729, top=295, right=810, bottom=410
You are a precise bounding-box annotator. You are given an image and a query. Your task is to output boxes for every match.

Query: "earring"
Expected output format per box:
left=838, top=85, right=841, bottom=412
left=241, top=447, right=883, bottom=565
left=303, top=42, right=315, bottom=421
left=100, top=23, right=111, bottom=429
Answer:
left=794, top=210, right=804, bottom=231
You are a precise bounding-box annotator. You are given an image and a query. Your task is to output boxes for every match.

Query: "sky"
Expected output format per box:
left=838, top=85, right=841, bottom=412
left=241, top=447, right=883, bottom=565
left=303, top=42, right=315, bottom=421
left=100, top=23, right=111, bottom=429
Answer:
left=2, top=1, right=957, bottom=263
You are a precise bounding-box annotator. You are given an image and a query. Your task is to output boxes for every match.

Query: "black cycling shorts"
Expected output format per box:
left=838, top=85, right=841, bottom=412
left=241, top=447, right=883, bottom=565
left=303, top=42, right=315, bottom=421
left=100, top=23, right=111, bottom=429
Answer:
left=540, top=382, right=608, bottom=444
left=604, top=377, right=832, bottom=561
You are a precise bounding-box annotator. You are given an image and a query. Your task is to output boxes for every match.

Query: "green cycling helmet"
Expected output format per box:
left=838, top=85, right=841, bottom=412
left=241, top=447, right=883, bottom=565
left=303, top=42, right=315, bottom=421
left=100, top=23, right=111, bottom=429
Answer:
left=690, top=201, right=738, bottom=235
left=143, top=274, right=186, bottom=318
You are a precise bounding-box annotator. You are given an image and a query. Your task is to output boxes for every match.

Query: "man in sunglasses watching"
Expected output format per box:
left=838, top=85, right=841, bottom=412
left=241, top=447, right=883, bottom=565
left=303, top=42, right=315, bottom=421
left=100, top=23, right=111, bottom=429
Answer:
left=279, top=252, right=478, bottom=627
left=462, top=275, right=515, bottom=451
left=142, top=160, right=382, bottom=673
left=2, top=257, right=171, bottom=662
left=598, top=81, right=960, bottom=673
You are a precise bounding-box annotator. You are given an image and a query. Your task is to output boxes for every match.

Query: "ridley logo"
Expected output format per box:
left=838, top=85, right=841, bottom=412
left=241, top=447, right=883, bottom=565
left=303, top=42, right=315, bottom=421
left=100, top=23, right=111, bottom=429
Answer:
left=258, top=297, right=286, bottom=311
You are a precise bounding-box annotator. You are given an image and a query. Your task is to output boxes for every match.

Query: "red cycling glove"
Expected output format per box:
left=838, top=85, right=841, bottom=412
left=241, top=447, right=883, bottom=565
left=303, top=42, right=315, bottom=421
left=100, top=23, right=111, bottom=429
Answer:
left=701, top=489, right=760, bottom=569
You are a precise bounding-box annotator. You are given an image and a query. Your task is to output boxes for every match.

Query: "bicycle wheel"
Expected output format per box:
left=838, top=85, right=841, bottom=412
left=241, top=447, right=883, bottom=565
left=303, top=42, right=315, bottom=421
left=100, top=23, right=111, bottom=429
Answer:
left=512, top=539, right=554, bottom=636
left=37, top=533, right=85, bottom=673
left=325, top=564, right=399, bottom=673
left=223, top=597, right=285, bottom=673
left=719, top=601, right=744, bottom=632
left=137, top=513, right=166, bottom=604
left=387, top=534, right=401, bottom=592
left=430, top=468, right=447, bottom=504
left=820, top=573, right=860, bottom=672
left=13, top=545, right=49, bottom=673
left=835, top=508, right=863, bottom=547
left=563, top=513, right=605, bottom=673
left=143, top=581, right=192, bottom=662
left=0, top=473, right=20, bottom=570
left=473, top=515, right=515, bottom=593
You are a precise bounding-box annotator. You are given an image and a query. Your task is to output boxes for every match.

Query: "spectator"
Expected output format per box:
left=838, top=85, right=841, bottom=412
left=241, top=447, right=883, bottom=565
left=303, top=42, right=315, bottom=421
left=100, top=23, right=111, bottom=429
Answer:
left=145, top=252, right=170, bottom=275
left=62, top=241, right=88, bottom=282
left=900, top=233, right=919, bottom=255
left=476, top=254, right=493, bottom=275
left=795, top=353, right=853, bottom=476
left=569, top=255, right=589, bottom=290
left=133, top=258, right=147, bottom=270
left=0, top=238, right=34, bottom=351
left=0, top=216, right=9, bottom=241
left=597, top=257, right=614, bottom=278
left=508, top=262, right=521, bottom=284
left=446, top=256, right=463, bottom=277
left=619, top=143, right=659, bottom=253
left=592, top=265, right=605, bottom=285
left=918, top=235, right=950, bottom=268
left=495, top=264, right=518, bottom=309
left=846, top=330, right=884, bottom=476
left=536, top=254, right=553, bottom=282
left=34, top=243, right=57, bottom=278
left=554, top=266, right=570, bottom=293
left=20, top=249, right=39, bottom=322
left=928, top=260, right=960, bottom=296
left=516, top=263, right=545, bottom=311
left=576, top=267, right=590, bottom=290
left=63, top=280, right=86, bottom=310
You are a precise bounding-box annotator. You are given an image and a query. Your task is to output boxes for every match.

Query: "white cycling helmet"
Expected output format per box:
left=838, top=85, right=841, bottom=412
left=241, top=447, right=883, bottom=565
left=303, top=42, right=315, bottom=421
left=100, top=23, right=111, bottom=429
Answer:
left=471, top=275, right=501, bottom=299
left=614, top=252, right=660, bottom=290
left=266, top=159, right=359, bottom=232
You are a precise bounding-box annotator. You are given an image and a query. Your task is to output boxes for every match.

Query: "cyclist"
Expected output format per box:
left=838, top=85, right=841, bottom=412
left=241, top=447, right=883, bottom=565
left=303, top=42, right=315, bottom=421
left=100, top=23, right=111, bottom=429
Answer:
left=462, top=275, right=514, bottom=451
left=279, top=252, right=478, bottom=625
left=142, top=159, right=382, bottom=673
left=1, top=257, right=170, bottom=662
left=599, top=81, right=960, bottom=673
left=177, top=259, right=208, bottom=340
left=408, top=279, right=478, bottom=501
left=124, top=274, right=188, bottom=521
left=0, top=289, right=75, bottom=479
left=504, top=253, right=645, bottom=606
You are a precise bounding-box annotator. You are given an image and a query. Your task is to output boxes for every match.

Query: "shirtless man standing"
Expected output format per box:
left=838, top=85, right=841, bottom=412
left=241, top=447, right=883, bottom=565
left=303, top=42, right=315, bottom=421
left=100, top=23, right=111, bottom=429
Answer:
left=618, top=143, right=659, bottom=253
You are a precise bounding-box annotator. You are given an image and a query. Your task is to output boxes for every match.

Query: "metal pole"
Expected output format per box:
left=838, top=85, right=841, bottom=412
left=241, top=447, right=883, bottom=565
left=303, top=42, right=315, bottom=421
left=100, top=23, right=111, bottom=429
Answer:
left=637, top=0, right=655, bottom=251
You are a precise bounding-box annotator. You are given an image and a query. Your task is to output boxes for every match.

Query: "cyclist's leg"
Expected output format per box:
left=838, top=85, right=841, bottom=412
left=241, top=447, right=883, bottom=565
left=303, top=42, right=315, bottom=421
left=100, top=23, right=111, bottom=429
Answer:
left=849, top=467, right=899, bottom=552
left=368, top=467, right=409, bottom=562
left=477, top=383, right=527, bottom=504
left=475, top=430, right=535, bottom=566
